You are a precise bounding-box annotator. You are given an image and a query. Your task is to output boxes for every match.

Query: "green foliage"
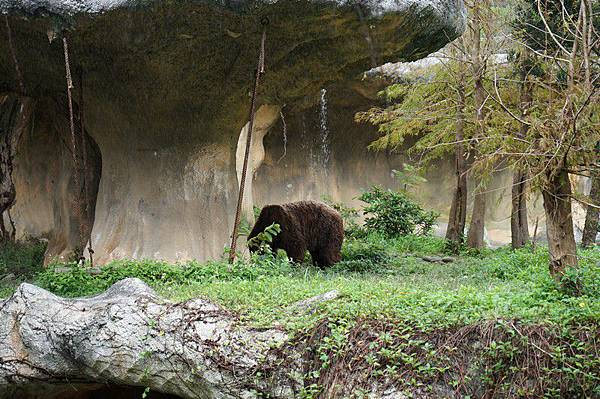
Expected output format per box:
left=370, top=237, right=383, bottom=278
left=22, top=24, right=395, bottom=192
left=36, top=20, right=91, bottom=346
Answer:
left=247, top=223, right=282, bottom=255
left=35, top=255, right=294, bottom=298
left=381, top=233, right=447, bottom=255
left=358, top=186, right=438, bottom=237
left=0, top=238, right=46, bottom=277
left=2, top=236, right=596, bottom=330
left=355, top=64, right=462, bottom=165
left=333, top=238, right=390, bottom=273
left=391, top=164, right=427, bottom=191
left=302, top=317, right=600, bottom=398
left=237, top=218, right=252, bottom=237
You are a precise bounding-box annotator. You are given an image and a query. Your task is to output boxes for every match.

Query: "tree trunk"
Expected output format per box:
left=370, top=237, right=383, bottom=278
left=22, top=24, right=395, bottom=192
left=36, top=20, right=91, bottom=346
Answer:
left=445, top=81, right=468, bottom=250
left=466, top=1, right=487, bottom=250
left=582, top=173, right=600, bottom=247
left=542, top=168, right=578, bottom=290
left=511, top=59, right=532, bottom=249
left=467, top=186, right=487, bottom=249
left=511, top=170, right=529, bottom=249
left=0, top=278, right=302, bottom=399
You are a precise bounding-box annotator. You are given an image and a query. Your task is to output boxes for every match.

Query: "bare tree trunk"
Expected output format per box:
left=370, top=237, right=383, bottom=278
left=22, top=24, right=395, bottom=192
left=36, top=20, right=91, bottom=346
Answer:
left=466, top=0, right=487, bottom=249
left=467, top=185, right=487, bottom=249
left=511, top=170, right=529, bottom=248
left=511, top=65, right=532, bottom=249
left=582, top=173, right=600, bottom=247
left=445, top=81, right=468, bottom=250
left=542, top=168, right=579, bottom=291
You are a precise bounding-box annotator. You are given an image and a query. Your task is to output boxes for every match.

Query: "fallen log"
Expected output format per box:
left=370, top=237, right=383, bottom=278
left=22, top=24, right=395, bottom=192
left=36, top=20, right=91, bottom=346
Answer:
left=0, top=278, right=301, bottom=399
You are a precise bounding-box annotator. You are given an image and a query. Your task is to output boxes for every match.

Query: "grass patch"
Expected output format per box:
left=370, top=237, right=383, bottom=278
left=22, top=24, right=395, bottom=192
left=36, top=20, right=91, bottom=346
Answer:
left=1, top=234, right=598, bottom=397
left=10, top=234, right=595, bottom=333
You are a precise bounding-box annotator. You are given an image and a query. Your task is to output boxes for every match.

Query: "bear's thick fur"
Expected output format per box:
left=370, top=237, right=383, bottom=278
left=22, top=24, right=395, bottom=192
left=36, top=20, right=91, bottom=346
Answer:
left=247, top=200, right=344, bottom=267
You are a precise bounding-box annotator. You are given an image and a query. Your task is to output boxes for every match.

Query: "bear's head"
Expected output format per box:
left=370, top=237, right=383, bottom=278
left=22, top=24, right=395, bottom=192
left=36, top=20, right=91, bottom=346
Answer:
left=247, top=204, right=286, bottom=253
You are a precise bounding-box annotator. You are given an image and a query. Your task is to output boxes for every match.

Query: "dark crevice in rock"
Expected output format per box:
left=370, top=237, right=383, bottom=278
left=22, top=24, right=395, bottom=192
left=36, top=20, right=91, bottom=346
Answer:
left=10, top=384, right=184, bottom=399
left=0, top=94, right=33, bottom=241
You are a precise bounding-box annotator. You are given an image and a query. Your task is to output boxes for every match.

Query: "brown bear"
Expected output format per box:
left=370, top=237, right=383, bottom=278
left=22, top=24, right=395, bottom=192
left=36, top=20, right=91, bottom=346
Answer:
left=247, top=200, right=344, bottom=267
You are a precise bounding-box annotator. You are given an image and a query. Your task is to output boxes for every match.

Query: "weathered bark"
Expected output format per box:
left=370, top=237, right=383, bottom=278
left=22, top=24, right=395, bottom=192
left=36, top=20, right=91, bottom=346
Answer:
left=582, top=173, right=600, bottom=247
left=445, top=80, right=468, bottom=250
left=511, top=62, right=532, bottom=249
left=467, top=186, right=487, bottom=249
left=511, top=170, right=529, bottom=249
left=0, top=278, right=300, bottom=399
left=542, top=168, right=578, bottom=287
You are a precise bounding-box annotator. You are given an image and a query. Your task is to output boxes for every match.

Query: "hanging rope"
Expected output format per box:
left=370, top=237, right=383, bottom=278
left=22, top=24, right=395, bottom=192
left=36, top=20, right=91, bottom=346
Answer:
left=229, top=18, right=268, bottom=264
left=63, top=36, right=86, bottom=263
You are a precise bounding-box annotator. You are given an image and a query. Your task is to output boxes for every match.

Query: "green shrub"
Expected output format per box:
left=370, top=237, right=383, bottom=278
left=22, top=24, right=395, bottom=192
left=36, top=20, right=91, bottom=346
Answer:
left=35, top=253, right=295, bottom=298
left=247, top=223, right=281, bottom=254
left=334, top=239, right=390, bottom=272
left=358, top=186, right=438, bottom=237
left=0, top=238, right=46, bottom=276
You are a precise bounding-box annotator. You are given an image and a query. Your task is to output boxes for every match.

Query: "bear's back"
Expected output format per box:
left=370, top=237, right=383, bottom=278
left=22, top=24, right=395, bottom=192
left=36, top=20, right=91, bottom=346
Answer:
left=280, top=201, right=342, bottom=239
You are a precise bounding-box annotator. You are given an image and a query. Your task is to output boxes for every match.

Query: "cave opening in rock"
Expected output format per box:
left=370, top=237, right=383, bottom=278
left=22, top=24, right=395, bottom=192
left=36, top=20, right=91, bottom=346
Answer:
left=13, top=384, right=184, bottom=399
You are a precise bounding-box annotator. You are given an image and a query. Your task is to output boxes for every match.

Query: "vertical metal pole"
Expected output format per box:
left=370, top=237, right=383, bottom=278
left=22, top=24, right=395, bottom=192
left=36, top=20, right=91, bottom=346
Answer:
left=229, top=22, right=267, bottom=264
left=79, top=69, right=95, bottom=267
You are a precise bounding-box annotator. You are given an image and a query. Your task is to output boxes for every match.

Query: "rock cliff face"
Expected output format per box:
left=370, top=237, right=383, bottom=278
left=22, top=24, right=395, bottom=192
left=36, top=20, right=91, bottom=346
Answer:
left=0, top=0, right=466, bottom=263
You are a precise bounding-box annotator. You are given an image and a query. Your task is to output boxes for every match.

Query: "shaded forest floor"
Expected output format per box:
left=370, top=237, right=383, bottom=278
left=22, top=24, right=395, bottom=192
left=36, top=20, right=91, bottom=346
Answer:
left=1, top=235, right=599, bottom=397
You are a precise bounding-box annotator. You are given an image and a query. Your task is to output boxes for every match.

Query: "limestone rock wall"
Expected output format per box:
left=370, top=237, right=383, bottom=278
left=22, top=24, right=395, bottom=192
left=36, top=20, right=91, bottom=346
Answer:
left=0, top=0, right=467, bottom=263
left=11, top=96, right=101, bottom=263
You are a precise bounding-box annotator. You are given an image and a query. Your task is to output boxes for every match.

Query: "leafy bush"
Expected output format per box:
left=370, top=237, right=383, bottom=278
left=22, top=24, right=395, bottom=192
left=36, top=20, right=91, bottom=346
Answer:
left=0, top=238, right=46, bottom=276
left=247, top=223, right=281, bottom=254
left=332, top=238, right=391, bottom=273
left=358, top=186, right=438, bottom=237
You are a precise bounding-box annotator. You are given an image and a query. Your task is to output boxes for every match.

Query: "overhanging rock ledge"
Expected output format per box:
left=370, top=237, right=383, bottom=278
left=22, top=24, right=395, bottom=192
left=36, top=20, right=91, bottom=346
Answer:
left=0, top=0, right=466, bottom=263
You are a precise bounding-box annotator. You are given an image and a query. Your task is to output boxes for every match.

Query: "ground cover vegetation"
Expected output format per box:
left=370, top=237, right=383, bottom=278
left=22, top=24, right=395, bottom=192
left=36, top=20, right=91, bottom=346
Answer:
left=0, top=185, right=598, bottom=397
